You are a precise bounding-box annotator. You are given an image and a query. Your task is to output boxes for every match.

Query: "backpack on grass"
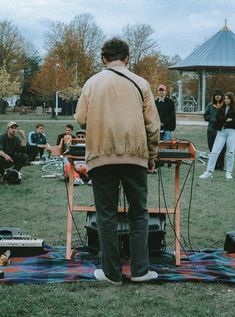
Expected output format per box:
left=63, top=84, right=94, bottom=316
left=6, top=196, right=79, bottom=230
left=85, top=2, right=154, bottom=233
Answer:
left=3, top=169, right=22, bottom=184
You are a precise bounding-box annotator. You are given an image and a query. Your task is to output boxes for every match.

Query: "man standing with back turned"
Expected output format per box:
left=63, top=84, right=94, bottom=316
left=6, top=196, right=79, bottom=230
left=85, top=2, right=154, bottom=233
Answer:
left=75, top=38, right=160, bottom=284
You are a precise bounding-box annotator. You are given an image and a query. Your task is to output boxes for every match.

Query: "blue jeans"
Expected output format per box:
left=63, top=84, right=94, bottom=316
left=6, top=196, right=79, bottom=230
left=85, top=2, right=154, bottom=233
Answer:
left=207, top=128, right=235, bottom=173
left=160, top=130, right=172, bottom=140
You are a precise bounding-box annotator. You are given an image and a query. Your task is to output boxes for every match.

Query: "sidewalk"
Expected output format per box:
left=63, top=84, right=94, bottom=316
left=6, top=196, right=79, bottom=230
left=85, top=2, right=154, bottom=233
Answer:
left=177, top=120, right=207, bottom=126
left=0, top=119, right=208, bottom=126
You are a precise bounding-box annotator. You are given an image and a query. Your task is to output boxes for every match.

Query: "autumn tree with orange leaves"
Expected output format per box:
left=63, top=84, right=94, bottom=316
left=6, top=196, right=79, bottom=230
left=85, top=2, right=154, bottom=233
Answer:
left=30, top=58, right=70, bottom=102
left=44, top=13, right=105, bottom=87
left=29, top=14, right=105, bottom=106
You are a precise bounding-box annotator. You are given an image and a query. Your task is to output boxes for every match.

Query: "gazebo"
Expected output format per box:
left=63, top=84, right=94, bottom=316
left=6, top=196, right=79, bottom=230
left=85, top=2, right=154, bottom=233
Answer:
left=169, top=22, right=235, bottom=112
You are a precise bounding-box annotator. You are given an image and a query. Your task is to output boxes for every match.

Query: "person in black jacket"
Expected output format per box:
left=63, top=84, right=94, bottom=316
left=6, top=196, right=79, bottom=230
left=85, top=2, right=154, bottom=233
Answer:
left=56, top=124, right=75, bottom=153
left=155, top=84, right=176, bottom=140
left=56, top=124, right=75, bottom=146
left=204, top=90, right=225, bottom=170
left=155, top=84, right=176, bottom=168
left=0, top=121, right=28, bottom=180
left=200, top=92, right=235, bottom=180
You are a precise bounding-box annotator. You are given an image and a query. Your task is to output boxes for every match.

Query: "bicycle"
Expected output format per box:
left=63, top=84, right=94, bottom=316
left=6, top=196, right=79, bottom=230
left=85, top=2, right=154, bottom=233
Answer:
left=183, top=150, right=209, bottom=166
left=41, top=156, right=64, bottom=177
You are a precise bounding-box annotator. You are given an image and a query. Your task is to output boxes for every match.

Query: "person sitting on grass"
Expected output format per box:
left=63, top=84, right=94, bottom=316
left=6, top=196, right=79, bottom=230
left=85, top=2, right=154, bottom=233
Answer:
left=26, top=123, right=51, bottom=161
left=76, top=129, right=86, bottom=140
left=0, top=121, right=28, bottom=183
left=62, top=129, right=91, bottom=185
left=63, top=158, right=91, bottom=185
left=56, top=124, right=75, bottom=154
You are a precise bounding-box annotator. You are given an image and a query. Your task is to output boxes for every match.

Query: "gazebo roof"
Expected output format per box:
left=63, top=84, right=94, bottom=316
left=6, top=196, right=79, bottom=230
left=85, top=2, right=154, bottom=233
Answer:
left=169, top=25, right=235, bottom=72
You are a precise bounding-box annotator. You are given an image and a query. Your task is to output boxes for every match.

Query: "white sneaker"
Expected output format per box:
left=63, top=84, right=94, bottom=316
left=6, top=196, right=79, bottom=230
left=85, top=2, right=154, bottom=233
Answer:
left=131, top=270, right=158, bottom=282
left=94, top=269, right=122, bottom=285
left=226, top=172, right=233, bottom=180
left=199, top=171, right=213, bottom=179
left=73, top=178, right=84, bottom=185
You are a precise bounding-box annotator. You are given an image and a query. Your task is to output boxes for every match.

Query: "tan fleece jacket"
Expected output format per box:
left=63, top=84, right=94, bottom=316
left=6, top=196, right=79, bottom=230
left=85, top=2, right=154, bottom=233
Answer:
left=74, top=65, right=160, bottom=171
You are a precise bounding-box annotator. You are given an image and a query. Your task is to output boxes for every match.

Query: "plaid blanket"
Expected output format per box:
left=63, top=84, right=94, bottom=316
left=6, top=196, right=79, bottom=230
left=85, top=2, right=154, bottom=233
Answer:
left=1, top=246, right=235, bottom=284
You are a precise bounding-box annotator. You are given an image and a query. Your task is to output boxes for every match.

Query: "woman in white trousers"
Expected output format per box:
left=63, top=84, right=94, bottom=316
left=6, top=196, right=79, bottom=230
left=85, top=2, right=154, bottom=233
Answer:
left=200, top=92, right=235, bottom=180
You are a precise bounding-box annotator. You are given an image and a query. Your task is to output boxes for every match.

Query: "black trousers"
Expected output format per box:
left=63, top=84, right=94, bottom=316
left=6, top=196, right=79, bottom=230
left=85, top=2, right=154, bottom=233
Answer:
left=26, top=146, right=44, bottom=161
left=89, top=164, right=149, bottom=282
left=0, top=153, right=28, bottom=175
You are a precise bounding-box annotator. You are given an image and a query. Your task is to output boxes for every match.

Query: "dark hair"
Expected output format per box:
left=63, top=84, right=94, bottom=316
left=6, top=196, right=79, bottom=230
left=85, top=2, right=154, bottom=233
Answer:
left=76, top=129, right=86, bottom=137
left=212, top=89, right=223, bottom=104
left=36, top=123, right=44, bottom=129
left=101, top=37, right=129, bottom=62
left=65, top=124, right=74, bottom=130
left=224, top=92, right=235, bottom=112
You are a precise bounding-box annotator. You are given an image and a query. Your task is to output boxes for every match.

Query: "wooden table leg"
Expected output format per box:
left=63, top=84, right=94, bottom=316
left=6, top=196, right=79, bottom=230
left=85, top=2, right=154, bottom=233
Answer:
left=66, top=161, right=75, bottom=260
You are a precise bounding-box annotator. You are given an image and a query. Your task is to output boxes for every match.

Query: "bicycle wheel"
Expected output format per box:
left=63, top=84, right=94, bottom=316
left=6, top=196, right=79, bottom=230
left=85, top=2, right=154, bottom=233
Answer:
left=183, top=158, right=206, bottom=166
left=197, top=150, right=209, bottom=160
left=42, top=160, right=64, bottom=176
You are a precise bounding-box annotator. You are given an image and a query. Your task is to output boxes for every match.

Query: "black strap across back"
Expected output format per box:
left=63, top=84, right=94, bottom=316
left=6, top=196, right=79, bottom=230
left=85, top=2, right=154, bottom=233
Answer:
left=107, top=68, right=144, bottom=102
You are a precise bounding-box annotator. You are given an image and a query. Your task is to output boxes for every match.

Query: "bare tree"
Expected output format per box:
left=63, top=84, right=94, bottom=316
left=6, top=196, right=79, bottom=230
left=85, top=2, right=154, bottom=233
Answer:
left=122, top=23, right=158, bottom=69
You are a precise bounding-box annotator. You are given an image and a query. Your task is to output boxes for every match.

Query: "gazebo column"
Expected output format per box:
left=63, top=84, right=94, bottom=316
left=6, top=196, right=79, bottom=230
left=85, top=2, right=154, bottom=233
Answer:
left=202, top=70, right=207, bottom=113
left=177, top=71, right=183, bottom=111
left=198, top=73, right=202, bottom=111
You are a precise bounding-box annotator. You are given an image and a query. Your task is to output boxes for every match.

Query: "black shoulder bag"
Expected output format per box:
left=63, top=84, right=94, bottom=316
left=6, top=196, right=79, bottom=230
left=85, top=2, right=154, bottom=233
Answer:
left=106, top=68, right=144, bottom=102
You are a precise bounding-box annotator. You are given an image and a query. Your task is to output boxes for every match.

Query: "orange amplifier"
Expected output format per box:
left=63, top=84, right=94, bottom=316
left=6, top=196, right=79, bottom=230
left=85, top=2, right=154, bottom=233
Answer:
left=158, top=140, right=196, bottom=161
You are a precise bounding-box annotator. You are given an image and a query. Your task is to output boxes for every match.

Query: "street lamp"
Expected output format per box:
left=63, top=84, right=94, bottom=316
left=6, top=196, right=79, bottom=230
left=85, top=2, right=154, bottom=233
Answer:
left=55, top=91, right=59, bottom=116
left=55, top=63, right=60, bottom=116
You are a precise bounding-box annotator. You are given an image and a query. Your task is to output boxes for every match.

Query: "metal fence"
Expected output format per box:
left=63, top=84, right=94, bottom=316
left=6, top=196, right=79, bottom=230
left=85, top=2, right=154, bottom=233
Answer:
left=171, top=94, right=199, bottom=112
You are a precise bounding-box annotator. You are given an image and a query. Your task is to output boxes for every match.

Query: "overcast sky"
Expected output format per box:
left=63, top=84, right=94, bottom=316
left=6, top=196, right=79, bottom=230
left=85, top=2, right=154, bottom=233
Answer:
left=1, top=0, right=235, bottom=59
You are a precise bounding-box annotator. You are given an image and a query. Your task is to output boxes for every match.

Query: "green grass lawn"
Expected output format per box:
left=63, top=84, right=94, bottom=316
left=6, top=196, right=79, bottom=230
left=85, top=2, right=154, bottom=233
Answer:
left=0, top=114, right=235, bottom=317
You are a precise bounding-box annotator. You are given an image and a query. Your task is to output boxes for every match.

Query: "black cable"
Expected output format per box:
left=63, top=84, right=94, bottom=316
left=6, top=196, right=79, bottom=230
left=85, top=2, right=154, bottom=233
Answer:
left=156, top=166, right=166, bottom=245
left=187, top=160, right=196, bottom=251
left=157, top=140, right=211, bottom=259
left=174, top=141, right=204, bottom=254
left=159, top=166, right=190, bottom=260
left=158, top=161, right=195, bottom=261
